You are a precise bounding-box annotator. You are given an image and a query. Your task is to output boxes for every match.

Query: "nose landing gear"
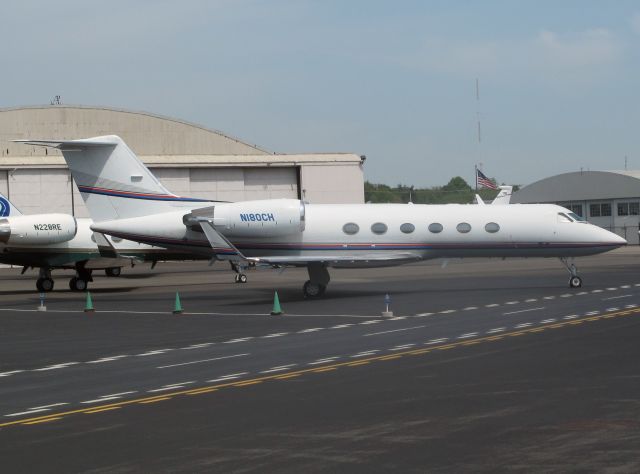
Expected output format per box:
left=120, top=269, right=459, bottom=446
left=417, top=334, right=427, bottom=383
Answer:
left=560, top=257, right=582, bottom=288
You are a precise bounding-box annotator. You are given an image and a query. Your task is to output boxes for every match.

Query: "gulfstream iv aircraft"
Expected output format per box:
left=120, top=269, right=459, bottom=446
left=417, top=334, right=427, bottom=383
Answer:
left=17, top=136, right=626, bottom=297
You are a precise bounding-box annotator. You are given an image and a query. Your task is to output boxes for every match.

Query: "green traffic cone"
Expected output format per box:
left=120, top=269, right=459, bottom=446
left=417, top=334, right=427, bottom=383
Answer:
left=84, top=291, right=95, bottom=313
left=270, top=291, right=283, bottom=316
left=173, top=291, right=183, bottom=314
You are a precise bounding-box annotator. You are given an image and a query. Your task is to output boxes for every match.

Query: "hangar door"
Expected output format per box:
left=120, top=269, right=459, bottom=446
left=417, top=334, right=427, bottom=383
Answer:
left=8, top=169, right=73, bottom=215
left=152, top=167, right=298, bottom=202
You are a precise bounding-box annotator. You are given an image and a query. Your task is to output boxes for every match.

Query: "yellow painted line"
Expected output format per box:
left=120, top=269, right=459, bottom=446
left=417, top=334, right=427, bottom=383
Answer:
left=4, top=306, right=640, bottom=429
left=347, top=361, right=370, bottom=367
left=379, top=355, right=402, bottom=360
left=529, top=328, right=545, bottom=333
left=312, top=366, right=337, bottom=373
left=84, top=406, right=121, bottom=414
left=233, top=380, right=262, bottom=387
left=185, top=388, right=218, bottom=396
left=462, top=340, right=480, bottom=346
left=139, top=397, right=171, bottom=404
left=275, top=373, right=300, bottom=380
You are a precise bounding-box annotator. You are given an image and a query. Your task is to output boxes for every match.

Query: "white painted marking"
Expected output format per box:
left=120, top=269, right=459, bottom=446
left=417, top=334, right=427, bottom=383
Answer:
left=330, top=324, right=353, bottom=329
left=182, top=343, right=214, bottom=349
left=563, top=315, right=578, bottom=320
left=298, top=328, right=324, bottom=333
left=560, top=293, right=573, bottom=298
left=415, top=313, right=433, bottom=317
left=463, top=306, right=478, bottom=311
left=206, top=372, right=248, bottom=383
left=34, top=362, right=79, bottom=371
left=540, top=318, right=557, bottom=324
left=364, top=325, right=425, bottom=337
left=603, top=294, right=632, bottom=301
left=308, top=357, right=340, bottom=365
left=524, top=299, right=538, bottom=303
left=621, top=285, right=631, bottom=289
left=390, top=344, right=416, bottom=351
left=457, top=332, right=478, bottom=339
left=350, top=350, right=379, bottom=358
left=635, top=283, right=640, bottom=287
left=224, top=337, right=254, bottom=343
left=585, top=311, right=600, bottom=315
left=485, top=303, right=500, bottom=308
left=100, top=391, right=138, bottom=398
left=5, top=408, right=51, bottom=417
left=262, top=333, right=288, bottom=338
left=86, top=355, right=129, bottom=364
left=504, top=301, right=519, bottom=305
left=0, top=370, right=24, bottom=377
left=605, top=307, right=620, bottom=312
left=592, top=289, right=603, bottom=293
left=515, top=323, right=532, bottom=328
left=81, top=396, right=122, bottom=404
left=576, top=291, right=588, bottom=296
left=137, top=349, right=172, bottom=357
left=388, top=316, right=407, bottom=320
left=606, top=287, right=618, bottom=291
left=148, top=386, right=181, bottom=393
left=359, top=320, right=382, bottom=325
left=503, top=307, right=545, bottom=316
left=29, top=403, right=68, bottom=410
left=487, top=327, right=506, bottom=334
left=439, top=309, right=456, bottom=314
left=156, top=353, right=249, bottom=369
left=625, top=304, right=638, bottom=309
left=425, top=338, right=449, bottom=344
left=543, top=296, right=556, bottom=300
left=260, top=364, right=297, bottom=373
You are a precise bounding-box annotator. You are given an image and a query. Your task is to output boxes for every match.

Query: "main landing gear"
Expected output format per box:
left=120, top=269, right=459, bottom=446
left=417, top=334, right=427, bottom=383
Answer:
left=36, top=268, right=54, bottom=292
left=303, top=262, right=330, bottom=298
left=105, top=267, right=121, bottom=277
left=230, top=262, right=248, bottom=284
left=68, top=263, right=93, bottom=292
left=560, top=257, right=582, bottom=288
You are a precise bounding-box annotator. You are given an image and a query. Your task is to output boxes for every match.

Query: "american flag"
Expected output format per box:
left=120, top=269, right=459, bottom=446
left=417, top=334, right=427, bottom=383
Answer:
left=476, top=168, right=498, bottom=190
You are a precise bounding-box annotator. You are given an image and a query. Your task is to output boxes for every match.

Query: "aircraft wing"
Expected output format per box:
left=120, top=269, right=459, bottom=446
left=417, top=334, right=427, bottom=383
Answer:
left=197, top=218, right=246, bottom=261
left=253, top=252, right=421, bottom=267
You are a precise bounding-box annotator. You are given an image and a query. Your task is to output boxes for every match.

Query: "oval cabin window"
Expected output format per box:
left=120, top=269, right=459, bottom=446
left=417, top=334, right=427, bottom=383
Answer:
left=456, top=222, right=472, bottom=233
left=371, top=222, right=388, bottom=235
left=428, top=223, right=443, bottom=233
left=485, top=222, right=500, bottom=233
left=342, top=223, right=359, bottom=235
left=400, top=223, right=415, bottom=234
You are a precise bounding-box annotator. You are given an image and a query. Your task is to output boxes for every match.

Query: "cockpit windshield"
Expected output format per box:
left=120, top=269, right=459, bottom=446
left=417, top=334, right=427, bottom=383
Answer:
left=567, top=212, right=586, bottom=222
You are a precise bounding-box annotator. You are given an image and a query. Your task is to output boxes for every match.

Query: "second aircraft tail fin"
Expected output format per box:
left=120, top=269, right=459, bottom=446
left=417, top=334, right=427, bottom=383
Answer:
left=0, top=193, right=23, bottom=217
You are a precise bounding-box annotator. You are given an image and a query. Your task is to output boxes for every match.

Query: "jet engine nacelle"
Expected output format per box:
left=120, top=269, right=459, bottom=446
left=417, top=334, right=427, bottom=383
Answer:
left=0, top=214, right=78, bottom=245
left=196, top=199, right=305, bottom=238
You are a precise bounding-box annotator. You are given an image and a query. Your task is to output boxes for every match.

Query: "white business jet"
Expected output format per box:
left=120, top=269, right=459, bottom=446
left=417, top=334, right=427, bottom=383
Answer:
left=0, top=193, right=194, bottom=291
left=16, top=136, right=626, bottom=297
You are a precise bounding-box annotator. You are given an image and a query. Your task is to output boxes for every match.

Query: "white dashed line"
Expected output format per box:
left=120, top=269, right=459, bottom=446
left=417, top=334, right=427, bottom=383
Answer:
left=390, top=344, right=415, bottom=351
left=81, top=396, right=123, bottom=404
left=485, top=303, right=500, bottom=308
left=457, top=332, right=478, bottom=339
left=504, top=301, right=519, bottom=305
left=626, top=304, right=638, bottom=309
left=224, top=337, right=254, bottom=343
left=148, top=381, right=196, bottom=392
left=330, top=324, right=353, bottom=329
left=86, top=355, right=129, bottom=363
left=262, top=333, right=289, bottom=338
left=560, top=293, right=573, bottom=298
left=182, top=343, right=214, bottom=350
left=137, top=350, right=172, bottom=357
left=359, top=320, right=382, bottom=325
left=425, top=338, right=449, bottom=344
left=463, top=306, right=478, bottom=311
left=487, top=327, right=506, bottom=334
left=415, top=313, right=433, bottom=317
left=206, top=372, right=248, bottom=383
left=261, top=364, right=297, bottom=373
left=99, top=391, right=138, bottom=398
left=503, top=307, right=544, bottom=316
left=563, top=315, right=578, bottom=320
left=4, top=408, right=51, bottom=417
left=0, top=370, right=24, bottom=377
left=350, top=350, right=379, bottom=358
left=585, top=311, right=600, bottom=316
left=603, top=295, right=632, bottom=301
left=364, top=325, right=425, bottom=337
left=29, top=402, right=68, bottom=410
left=575, top=291, right=588, bottom=296
left=308, top=357, right=340, bottom=365
left=34, top=362, right=80, bottom=371
left=515, top=323, right=532, bottom=328
left=524, top=298, right=538, bottom=303
left=440, top=309, right=456, bottom=314
left=298, top=328, right=324, bottom=333
left=540, top=318, right=557, bottom=324
left=388, top=316, right=407, bottom=321
left=605, top=307, right=619, bottom=312
left=621, top=285, right=631, bottom=289
left=156, top=353, right=249, bottom=369
left=606, top=287, right=618, bottom=291
left=591, top=290, right=603, bottom=293
left=543, top=296, right=555, bottom=300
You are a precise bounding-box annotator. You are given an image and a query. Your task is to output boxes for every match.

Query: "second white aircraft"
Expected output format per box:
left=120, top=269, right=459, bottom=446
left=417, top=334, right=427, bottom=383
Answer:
left=17, top=136, right=626, bottom=297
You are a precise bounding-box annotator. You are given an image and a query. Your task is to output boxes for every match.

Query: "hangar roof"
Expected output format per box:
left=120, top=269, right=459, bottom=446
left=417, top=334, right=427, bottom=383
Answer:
left=512, top=170, right=640, bottom=203
left=0, top=105, right=269, bottom=156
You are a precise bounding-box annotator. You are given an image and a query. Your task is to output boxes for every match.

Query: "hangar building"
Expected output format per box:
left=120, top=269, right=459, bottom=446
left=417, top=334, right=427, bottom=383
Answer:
left=0, top=106, right=364, bottom=217
left=512, top=170, right=640, bottom=244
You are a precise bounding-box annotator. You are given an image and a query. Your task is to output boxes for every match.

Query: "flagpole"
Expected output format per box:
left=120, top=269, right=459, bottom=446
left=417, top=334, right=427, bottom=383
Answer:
left=474, top=164, right=478, bottom=194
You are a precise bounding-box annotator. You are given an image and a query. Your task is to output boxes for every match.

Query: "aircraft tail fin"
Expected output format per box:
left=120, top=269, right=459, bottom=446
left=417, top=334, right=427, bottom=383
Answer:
left=0, top=193, right=23, bottom=217
left=15, top=136, right=210, bottom=221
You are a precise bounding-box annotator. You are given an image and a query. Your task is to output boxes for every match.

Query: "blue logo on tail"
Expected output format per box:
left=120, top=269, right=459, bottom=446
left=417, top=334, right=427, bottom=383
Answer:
left=0, top=197, right=11, bottom=217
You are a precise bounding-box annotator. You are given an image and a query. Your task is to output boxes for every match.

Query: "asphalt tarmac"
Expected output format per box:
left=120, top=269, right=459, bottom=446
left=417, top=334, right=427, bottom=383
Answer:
left=1, top=249, right=639, bottom=472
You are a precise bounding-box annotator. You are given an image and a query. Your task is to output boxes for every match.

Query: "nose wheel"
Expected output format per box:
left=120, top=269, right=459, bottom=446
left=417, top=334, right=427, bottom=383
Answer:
left=560, top=257, right=582, bottom=288
left=234, top=273, right=248, bottom=283
left=569, top=276, right=582, bottom=288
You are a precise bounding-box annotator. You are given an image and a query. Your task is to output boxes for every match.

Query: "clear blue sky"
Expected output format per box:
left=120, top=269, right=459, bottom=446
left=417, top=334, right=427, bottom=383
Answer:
left=2, top=1, right=639, bottom=187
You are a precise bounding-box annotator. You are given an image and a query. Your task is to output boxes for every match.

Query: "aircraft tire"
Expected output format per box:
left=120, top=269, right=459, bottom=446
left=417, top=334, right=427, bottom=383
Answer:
left=569, top=276, right=582, bottom=288
left=69, top=277, right=88, bottom=292
left=37, top=278, right=54, bottom=292
left=303, top=280, right=326, bottom=298
left=239, top=274, right=248, bottom=283
left=105, top=267, right=121, bottom=277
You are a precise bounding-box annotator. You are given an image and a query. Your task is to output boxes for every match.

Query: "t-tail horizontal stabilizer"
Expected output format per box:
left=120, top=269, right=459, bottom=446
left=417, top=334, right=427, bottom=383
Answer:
left=197, top=219, right=246, bottom=262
